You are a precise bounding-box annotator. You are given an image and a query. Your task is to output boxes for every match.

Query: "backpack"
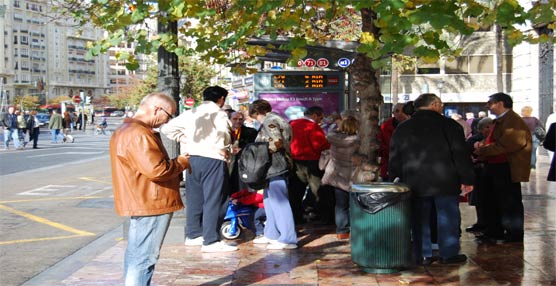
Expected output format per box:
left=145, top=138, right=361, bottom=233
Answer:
left=238, top=142, right=271, bottom=189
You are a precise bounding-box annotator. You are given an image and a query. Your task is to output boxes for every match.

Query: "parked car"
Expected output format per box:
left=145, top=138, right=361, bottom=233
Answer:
left=36, top=113, right=50, bottom=127
left=110, top=111, right=125, bottom=117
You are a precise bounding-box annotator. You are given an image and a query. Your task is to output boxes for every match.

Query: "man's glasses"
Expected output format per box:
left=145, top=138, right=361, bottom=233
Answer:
left=154, top=105, right=174, bottom=119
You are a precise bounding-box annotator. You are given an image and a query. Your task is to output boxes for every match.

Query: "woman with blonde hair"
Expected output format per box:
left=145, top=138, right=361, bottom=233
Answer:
left=321, top=116, right=360, bottom=239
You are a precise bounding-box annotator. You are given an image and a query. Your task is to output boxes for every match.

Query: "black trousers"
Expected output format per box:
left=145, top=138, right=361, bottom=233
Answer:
left=482, top=162, right=524, bottom=240
left=29, top=127, right=40, bottom=148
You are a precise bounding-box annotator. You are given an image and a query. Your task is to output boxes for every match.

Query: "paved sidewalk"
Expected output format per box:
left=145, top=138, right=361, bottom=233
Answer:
left=23, top=154, right=556, bottom=286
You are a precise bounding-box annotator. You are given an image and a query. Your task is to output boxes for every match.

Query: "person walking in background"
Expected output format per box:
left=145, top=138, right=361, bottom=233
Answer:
left=2, top=106, right=22, bottom=150
left=520, top=106, right=543, bottom=169
left=378, top=103, right=410, bottom=181
left=475, top=93, right=532, bottom=244
left=289, top=106, right=330, bottom=225
left=16, top=110, right=28, bottom=147
left=110, top=92, right=191, bottom=286
left=229, top=111, right=258, bottom=194
left=48, top=110, right=64, bottom=143
left=389, top=93, right=475, bottom=265
left=62, top=111, right=72, bottom=141
left=249, top=99, right=298, bottom=250
left=321, top=116, right=360, bottom=240
left=27, top=110, right=41, bottom=149
left=543, top=123, right=555, bottom=181
left=161, top=86, right=237, bottom=253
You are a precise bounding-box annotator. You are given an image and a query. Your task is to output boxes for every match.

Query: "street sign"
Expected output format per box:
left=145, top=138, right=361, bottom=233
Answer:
left=338, top=58, right=351, bottom=68
left=184, top=98, right=195, bottom=107
left=73, top=95, right=82, bottom=104
left=317, top=58, right=329, bottom=68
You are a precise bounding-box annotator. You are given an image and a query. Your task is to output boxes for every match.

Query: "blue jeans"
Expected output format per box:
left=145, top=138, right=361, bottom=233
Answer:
left=531, top=136, right=540, bottom=168
left=411, top=195, right=461, bottom=260
left=263, top=176, right=297, bottom=244
left=4, top=128, right=20, bottom=149
left=334, top=188, right=350, bottom=234
left=50, top=129, right=63, bottom=143
left=124, top=213, right=172, bottom=286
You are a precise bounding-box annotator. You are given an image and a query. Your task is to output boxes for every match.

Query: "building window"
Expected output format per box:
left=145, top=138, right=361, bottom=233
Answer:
left=445, top=57, right=469, bottom=74
left=14, top=35, right=17, bottom=44
left=416, top=60, right=440, bottom=74
left=20, top=35, right=28, bottom=44
left=14, top=0, right=20, bottom=8
left=469, top=55, right=493, bottom=74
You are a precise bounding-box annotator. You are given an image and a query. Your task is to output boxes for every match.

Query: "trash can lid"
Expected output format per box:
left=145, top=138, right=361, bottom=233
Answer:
left=351, top=182, right=410, bottom=193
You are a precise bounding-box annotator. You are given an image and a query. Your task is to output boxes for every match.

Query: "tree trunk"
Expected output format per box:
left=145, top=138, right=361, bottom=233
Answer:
left=158, top=19, right=180, bottom=158
left=538, top=26, right=554, bottom=124
left=348, top=8, right=382, bottom=183
left=495, top=24, right=504, bottom=92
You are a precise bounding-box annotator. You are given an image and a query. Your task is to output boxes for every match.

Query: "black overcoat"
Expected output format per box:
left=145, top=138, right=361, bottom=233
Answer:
left=389, top=110, right=475, bottom=197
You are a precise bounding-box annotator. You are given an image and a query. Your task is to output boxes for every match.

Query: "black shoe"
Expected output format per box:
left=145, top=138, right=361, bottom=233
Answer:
left=440, top=254, right=467, bottom=264
left=465, top=224, right=484, bottom=233
left=33, top=147, right=39, bottom=149
left=502, top=235, right=523, bottom=243
left=419, top=256, right=438, bottom=266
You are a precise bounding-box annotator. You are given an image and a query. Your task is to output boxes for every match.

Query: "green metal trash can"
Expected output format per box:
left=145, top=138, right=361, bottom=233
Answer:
left=350, top=183, right=412, bottom=273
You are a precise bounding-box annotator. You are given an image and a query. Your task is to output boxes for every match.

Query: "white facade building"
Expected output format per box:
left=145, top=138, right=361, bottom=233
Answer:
left=0, top=0, right=109, bottom=106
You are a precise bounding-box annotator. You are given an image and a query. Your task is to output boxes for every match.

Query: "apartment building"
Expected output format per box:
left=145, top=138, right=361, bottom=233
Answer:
left=107, top=19, right=157, bottom=95
left=0, top=0, right=109, bottom=106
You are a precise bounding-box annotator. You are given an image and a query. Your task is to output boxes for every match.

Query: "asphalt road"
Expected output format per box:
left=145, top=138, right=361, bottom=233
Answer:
left=0, top=119, right=125, bottom=286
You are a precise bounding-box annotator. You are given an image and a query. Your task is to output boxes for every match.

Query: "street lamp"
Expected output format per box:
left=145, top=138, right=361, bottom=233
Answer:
left=436, top=79, right=445, bottom=100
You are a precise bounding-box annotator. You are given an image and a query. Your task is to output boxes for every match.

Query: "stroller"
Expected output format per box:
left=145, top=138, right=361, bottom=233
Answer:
left=220, top=200, right=255, bottom=240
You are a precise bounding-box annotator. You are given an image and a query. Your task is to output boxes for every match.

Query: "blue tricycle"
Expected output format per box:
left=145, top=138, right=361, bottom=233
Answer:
left=220, top=200, right=254, bottom=240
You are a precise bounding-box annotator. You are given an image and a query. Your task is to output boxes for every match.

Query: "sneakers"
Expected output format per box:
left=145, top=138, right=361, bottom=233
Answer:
left=253, top=236, right=276, bottom=244
left=184, top=236, right=204, bottom=246
left=201, top=241, right=238, bottom=253
left=266, top=242, right=298, bottom=250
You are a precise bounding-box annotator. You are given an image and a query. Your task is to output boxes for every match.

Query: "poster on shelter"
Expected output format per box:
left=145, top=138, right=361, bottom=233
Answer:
left=258, top=92, right=340, bottom=120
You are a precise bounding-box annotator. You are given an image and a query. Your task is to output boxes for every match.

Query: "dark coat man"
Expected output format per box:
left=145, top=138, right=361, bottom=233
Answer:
left=389, top=93, right=474, bottom=265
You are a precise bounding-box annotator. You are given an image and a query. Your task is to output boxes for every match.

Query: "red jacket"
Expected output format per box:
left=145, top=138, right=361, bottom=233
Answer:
left=290, top=118, right=330, bottom=160
left=378, top=117, right=397, bottom=179
left=231, top=189, right=264, bottom=208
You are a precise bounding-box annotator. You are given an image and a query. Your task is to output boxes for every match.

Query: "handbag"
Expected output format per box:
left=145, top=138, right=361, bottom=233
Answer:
left=318, top=149, right=331, bottom=170
left=534, top=125, right=546, bottom=141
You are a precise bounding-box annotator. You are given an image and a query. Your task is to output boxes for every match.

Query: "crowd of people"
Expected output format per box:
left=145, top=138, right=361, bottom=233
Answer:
left=0, top=106, right=111, bottom=149
left=109, top=88, right=555, bottom=285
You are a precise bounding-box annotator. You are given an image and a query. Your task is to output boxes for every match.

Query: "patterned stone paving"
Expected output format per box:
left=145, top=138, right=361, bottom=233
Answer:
left=58, top=159, right=555, bottom=286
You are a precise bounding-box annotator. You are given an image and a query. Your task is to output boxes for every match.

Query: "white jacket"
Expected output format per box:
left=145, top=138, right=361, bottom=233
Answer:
left=161, top=101, right=232, bottom=161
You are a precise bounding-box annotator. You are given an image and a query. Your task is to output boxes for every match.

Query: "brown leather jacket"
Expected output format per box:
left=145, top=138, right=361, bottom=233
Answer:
left=110, top=118, right=188, bottom=216
left=478, top=110, right=532, bottom=182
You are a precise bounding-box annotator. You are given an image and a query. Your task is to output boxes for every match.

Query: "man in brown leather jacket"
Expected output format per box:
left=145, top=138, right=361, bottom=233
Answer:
left=110, top=92, right=191, bottom=286
left=476, top=92, right=532, bottom=244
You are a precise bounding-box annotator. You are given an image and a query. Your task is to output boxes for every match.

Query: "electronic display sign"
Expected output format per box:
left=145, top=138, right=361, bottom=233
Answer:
left=271, top=74, right=340, bottom=89
left=254, top=71, right=346, bottom=120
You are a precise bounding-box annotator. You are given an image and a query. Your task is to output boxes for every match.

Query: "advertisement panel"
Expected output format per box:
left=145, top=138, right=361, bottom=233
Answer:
left=258, top=92, right=340, bottom=120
